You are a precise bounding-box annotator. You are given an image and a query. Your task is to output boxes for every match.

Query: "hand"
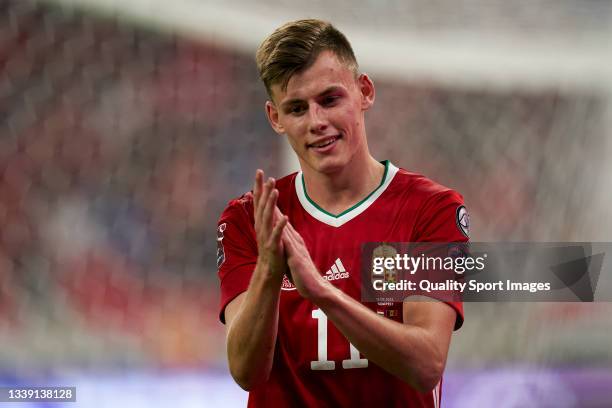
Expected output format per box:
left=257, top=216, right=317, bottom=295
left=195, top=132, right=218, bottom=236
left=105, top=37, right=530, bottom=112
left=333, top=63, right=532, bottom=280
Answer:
left=282, top=221, right=327, bottom=299
left=253, top=170, right=289, bottom=282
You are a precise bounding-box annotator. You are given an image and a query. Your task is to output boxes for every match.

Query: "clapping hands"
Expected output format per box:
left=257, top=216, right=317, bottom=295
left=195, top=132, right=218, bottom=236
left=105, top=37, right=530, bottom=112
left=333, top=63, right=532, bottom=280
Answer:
left=252, top=170, right=324, bottom=299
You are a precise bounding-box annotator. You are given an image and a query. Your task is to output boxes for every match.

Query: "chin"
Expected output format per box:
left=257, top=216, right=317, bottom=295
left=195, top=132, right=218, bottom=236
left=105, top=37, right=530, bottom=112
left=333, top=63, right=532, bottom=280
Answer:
left=313, top=160, right=346, bottom=175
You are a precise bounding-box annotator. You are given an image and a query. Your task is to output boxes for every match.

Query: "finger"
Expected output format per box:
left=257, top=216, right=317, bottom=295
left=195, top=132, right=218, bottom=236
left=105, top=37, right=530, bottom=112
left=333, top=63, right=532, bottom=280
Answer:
left=256, top=177, right=275, bottom=223
left=282, top=221, right=299, bottom=248
left=273, top=202, right=284, bottom=222
left=269, top=215, right=288, bottom=247
left=253, top=169, right=263, bottom=209
left=262, top=188, right=278, bottom=233
left=285, top=220, right=294, bottom=232
left=280, top=218, right=292, bottom=239
left=281, top=226, right=294, bottom=253
left=285, top=221, right=305, bottom=246
left=285, top=221, right=298, bottom=237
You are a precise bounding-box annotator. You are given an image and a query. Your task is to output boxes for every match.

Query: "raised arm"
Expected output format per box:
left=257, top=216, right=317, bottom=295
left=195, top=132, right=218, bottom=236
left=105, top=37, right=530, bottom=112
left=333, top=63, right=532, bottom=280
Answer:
left=281, top=221, right=455, bottom=392
left=224, top=171, right=288, bottom=391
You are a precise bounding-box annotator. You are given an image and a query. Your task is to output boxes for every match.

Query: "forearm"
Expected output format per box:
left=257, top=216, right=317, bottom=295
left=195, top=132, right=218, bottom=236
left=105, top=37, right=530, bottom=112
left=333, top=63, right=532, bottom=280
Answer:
left=226, top=263, right=282, bottom=390
left=311, top=283, right=446, bottom=391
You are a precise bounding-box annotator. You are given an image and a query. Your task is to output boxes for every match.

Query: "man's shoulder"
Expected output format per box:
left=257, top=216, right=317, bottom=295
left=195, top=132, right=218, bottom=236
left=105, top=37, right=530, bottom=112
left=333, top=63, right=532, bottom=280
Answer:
left=219, top=192, right=254, bottom=226
left=391, top=166, right=468, bottom=241
left=391, top=167, right=461, bottom=201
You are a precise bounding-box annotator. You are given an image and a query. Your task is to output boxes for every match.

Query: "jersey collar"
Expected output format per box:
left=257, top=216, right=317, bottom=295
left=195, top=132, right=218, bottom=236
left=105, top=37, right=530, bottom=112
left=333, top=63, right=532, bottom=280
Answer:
left=295, top=161, right=399, bottom=228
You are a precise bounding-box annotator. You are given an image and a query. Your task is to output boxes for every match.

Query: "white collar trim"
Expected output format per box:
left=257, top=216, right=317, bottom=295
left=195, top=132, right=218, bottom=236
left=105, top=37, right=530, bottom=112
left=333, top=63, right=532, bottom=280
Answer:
left=295, top=162, right=399, bottom=228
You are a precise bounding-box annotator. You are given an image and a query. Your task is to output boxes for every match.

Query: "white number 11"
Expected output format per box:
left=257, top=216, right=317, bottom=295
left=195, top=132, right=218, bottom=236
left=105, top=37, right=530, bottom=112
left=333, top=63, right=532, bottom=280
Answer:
left=310, top=309, right=368, bottom=371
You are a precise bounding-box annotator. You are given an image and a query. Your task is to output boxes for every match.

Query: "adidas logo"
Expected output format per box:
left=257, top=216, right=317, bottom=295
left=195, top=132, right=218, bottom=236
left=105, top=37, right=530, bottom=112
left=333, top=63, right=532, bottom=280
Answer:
left=323, top=258, right=350, bottom=282
left=281, top=258, right=350, bottom=291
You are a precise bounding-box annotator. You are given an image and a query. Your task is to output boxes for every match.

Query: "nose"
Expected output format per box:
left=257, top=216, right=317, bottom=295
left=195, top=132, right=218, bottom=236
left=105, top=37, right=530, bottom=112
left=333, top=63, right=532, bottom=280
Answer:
left=308, top=103, right=328, bottom=135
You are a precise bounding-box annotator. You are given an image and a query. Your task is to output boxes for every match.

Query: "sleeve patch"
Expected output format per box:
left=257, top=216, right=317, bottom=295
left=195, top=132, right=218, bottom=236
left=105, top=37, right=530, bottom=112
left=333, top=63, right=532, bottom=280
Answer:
left=456, top=205, right=470, bottom=238
left=216, top=222, right=227, bottom=268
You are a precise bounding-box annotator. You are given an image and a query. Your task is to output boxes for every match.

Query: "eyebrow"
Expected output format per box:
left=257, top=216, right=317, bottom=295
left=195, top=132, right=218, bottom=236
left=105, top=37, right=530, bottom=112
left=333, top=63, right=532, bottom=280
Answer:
left=280, top=86, right=344, bottom=110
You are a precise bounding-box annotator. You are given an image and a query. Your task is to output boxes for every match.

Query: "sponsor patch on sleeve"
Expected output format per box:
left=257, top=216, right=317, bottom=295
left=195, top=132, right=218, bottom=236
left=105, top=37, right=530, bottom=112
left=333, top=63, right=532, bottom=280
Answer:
left=455, top=205, right=470, bottom=238
left=216, top=223, right=226, bottom=268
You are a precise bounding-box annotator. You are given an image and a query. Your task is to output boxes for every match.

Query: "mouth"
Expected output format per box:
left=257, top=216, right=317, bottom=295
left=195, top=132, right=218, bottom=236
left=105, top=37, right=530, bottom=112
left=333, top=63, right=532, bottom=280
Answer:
left=307, top=134, right=342, bottom=150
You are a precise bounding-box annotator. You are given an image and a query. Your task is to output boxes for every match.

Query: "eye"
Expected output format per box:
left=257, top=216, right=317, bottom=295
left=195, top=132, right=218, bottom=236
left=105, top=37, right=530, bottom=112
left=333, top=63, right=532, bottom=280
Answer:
left=322, top=95, right=340, bottom=106
left=286, top=104, right=306, bottom=115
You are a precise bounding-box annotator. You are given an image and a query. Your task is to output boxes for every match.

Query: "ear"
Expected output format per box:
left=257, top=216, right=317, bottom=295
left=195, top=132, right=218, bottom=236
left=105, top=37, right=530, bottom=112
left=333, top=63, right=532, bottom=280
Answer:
left=265, top=100, right=285, bottom=134
left=358, top=73, right=375, bottom=110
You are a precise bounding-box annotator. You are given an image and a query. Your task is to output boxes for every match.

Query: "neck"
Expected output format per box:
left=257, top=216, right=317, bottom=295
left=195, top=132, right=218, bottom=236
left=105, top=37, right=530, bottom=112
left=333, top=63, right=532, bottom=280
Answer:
left=301, top=154, right=386, bottom=216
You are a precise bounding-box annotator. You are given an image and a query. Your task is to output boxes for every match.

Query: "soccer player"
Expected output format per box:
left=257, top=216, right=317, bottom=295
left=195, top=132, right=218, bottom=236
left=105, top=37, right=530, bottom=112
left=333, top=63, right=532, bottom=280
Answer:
left=217, top=19, right=469, bottom=407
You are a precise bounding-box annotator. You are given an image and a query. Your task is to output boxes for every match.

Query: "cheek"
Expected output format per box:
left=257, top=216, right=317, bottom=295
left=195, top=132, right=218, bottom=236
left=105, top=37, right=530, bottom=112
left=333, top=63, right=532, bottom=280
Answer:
left=280, top=116, right=300, bottom=132
left=283, top=126, right=305, bottom=151
left=339, top=108, right=360, bottom=130
left=283, top=119, right=307, bottom=140
left=287, top=136, right=302, bottom=151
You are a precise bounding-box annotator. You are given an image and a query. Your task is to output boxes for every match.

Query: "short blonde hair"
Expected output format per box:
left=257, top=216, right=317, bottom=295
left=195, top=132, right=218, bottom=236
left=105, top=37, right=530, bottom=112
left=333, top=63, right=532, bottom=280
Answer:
left=256, top=19, right=358, bottom=99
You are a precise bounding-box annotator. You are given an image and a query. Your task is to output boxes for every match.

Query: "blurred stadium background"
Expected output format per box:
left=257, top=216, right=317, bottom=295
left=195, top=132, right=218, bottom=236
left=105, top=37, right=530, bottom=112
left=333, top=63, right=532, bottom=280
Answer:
left=1, top=0, right=611, bottom=406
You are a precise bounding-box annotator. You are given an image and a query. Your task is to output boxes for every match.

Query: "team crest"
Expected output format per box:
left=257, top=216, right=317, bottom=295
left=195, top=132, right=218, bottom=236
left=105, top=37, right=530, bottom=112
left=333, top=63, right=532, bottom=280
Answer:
left=281, top=274, right=297, bottom=291
left=371, top=244, right=398, bottom=283
left=456, top=205, right=470, bottom=238
left=216, top=223, right=226, bottom=268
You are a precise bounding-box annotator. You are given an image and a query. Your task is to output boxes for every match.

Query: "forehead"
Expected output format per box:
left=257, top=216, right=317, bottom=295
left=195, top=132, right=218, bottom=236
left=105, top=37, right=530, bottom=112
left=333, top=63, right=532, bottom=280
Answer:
left=271, top=51, right=356, bottom=104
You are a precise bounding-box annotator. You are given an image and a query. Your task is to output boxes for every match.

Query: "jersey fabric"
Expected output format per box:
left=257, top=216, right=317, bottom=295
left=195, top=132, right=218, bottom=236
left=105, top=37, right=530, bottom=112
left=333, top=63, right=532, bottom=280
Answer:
left=217, top=161, right=468, bottom=408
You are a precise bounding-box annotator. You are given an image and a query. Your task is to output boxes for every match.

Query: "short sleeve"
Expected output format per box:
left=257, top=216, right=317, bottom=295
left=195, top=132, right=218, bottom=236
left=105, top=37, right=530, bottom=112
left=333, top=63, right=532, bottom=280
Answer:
left=413, top=189, right=470, bottom=330
left=217, top=195, right=257, bottom=324
left=414, top=190, right=469, bottom=243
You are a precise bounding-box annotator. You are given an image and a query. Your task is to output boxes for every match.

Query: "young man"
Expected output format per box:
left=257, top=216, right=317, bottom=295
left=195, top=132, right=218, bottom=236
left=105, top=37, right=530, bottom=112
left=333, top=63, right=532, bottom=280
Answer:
left=217, top=19, right=469, bottom=407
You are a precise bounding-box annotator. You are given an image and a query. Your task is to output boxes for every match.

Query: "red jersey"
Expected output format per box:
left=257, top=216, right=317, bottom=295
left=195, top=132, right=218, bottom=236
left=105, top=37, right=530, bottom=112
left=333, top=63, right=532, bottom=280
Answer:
left=217, top=161, right=468, bottom=407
